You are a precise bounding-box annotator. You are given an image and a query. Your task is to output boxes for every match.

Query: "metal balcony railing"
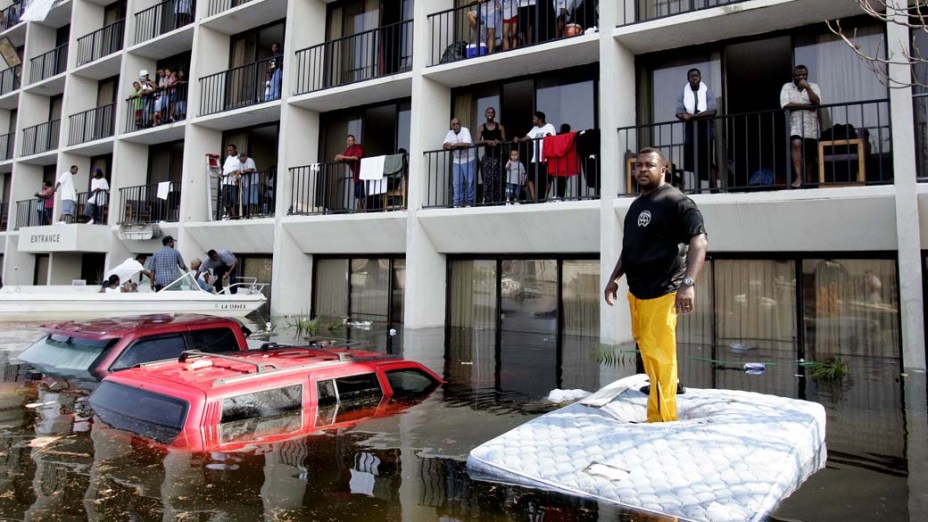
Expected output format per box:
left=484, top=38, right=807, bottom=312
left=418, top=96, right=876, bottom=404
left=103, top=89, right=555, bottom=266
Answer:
left=0, top=65, right=20, bottom=96
left=118, top=183, right=181, bottom=225
left=0, top=131, right=13, bottom=160
left=199, top=56, right=280, bottom=116
left=295, top=20, right=413, bottom=94
left=21, top=119, right=59, bottom=156
left=29, top=44, right=68, bottom=83
left=916, top=92, right=928, bottom=182
left=68, top=103, right=116, bottom=145
left=0, top=1, right=25, bottom=31
left=125, top=82, right=188, bottom=132
left=76, top=19, right=125, bottom=66
left=15, top=198, right=44, bottom=230
left=622, top=0, right=753, bottom=25
left=288, top=155, right=409, bottom=215
left=423, top=136, right=600, bottom=208
left=212, top=168, right=275, bottom=220
left=0, top=201, right=8, bottom=231
left=617, top=99, right=892, bottom=194
left=0, top=65, right=23, bottom=96
left=134, top=0, right=195, bottom=44
left=428, top=2, right=598, bottom=66
left=207, top=0, right=254, bottom=17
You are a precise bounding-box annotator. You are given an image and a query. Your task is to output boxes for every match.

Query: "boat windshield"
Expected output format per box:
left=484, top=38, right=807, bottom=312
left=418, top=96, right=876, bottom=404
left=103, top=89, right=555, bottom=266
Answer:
left=89, top=381, right=189, bottom=444
left=18, top=334, right=116, bottom=377
left=160, top=272, right=208, bottom=293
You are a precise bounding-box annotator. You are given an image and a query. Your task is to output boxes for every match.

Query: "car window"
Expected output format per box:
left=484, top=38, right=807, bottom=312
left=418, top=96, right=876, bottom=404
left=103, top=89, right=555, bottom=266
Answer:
left=386, top=369, right=440, bottom=397
left=18, top=334, right=115, bottom=375
left=110, top=335, right=186, bottom=371
left=89, top=381, right=189, bottom=443
left=221, top=384, right=303, bottom=423
left=333, top=373, right=383, bottom=402
left=315, top=374, right=384, bottom=427
left=186, top=328, right=238, bottom=353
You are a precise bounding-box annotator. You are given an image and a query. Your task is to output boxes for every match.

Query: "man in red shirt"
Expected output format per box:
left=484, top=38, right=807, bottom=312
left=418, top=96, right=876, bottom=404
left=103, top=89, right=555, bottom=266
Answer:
left=335, top=134, right=365, bottom=209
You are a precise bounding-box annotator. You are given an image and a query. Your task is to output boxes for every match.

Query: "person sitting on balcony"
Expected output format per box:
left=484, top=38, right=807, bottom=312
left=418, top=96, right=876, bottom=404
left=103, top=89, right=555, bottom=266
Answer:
left=55, top=165, right=78, bottom=224
left=444, top=118, right=477, bottom=207
left=221, top=144, right=242, bottom=219
left=675, top=68, right=718, bottom=192
left=476, top=107, right=507, bottom=205
left=34, top=180, right=55, bottom=226
left=83, top=168, right=109, bottom=224
left=468, top=0, right=500, bottom=55
left=335, top=135, right=365, bottom=210
left=238, top=152, right=260, bottom=217
left=780, top=65, right=821, bottom=188
left=519, top=111, right=556, bottom=202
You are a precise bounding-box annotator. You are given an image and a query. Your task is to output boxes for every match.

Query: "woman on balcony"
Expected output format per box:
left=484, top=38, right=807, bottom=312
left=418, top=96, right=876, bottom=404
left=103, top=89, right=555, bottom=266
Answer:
left=476, top=107, right=507, bottom=205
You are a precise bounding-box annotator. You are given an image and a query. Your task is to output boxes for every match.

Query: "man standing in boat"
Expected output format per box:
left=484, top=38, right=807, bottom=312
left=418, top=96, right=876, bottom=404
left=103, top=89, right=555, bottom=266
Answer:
left=604, top=148, right=708, bottom=423
left=149, top=235, right=187, bottom=291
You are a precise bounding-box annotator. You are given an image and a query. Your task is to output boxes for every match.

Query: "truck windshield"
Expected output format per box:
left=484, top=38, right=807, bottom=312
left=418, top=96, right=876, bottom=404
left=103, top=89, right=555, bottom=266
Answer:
left=89, top=381, right=189, bottom=443
left=18, top=334, right=115, bottom=377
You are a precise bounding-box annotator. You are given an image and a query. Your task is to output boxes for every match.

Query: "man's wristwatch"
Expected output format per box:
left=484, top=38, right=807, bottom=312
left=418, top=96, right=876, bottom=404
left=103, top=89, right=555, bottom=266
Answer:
left=682, top=276, right=695, bottom=287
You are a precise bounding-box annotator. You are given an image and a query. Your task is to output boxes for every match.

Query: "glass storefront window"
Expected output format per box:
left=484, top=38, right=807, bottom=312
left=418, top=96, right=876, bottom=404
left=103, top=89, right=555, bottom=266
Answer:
left=562, top=260, right=599, bottom=337
left=350, top=258, right=392, bottom=321
left=313, top=257, right=405, bottom=325
left=314, top=258, right=349, bottom=320
left=448, top=259, right=497, bottom=329
left=500, top=259, right=558, bottom=335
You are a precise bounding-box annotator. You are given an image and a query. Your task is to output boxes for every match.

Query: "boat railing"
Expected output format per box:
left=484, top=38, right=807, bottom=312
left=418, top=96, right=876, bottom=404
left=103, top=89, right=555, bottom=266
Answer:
left=217, top=277, right=267, bottom=296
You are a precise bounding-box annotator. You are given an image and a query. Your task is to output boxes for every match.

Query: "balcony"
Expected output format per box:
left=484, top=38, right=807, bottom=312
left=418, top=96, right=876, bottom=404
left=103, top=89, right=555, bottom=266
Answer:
left=0, top=201, right=7, bottom=231
left=295, top=20, right=413, bottom=95
left=68, top=103, right=116, bottom=146
left=621, top=0, right=752, bottom=25
left=916, top=92, right=928, bottom=182
left=21, top=119, right=59, bottom=156
left=0, top=65, right=20, bottom=96
left=72, top=190, right=108, bottom=224
left=0, top=1, right=25, bottom=32
left=29, top=44, right=68, bottom=84
left=422, top=136, right=600, bottom=208
left=15, top=198, right=45, bottom=230
left=211, top=168, right=275, bottom=220
left=76, top=19, right=125, bottom=66
left=124, top=82, right=188, bottom=132
left=617, top=99, right=891, bottom=194
left=206, top=0, right=254, bottom=17
left=0, top=131, right=13, bottom=161
left=134, top=0, right=195, bottom=45
left=427, top=1, right=598, bottom=66
left=118, top=183, right=181, bottom=225
left=289, top=155, right=408, bottom=215
left=199, top=56, right=279, bottom=116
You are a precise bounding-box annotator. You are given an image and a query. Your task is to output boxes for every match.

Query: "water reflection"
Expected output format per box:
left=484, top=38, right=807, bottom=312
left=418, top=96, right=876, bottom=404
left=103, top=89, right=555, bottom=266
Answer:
left=0, top=322, right=923, bottom=521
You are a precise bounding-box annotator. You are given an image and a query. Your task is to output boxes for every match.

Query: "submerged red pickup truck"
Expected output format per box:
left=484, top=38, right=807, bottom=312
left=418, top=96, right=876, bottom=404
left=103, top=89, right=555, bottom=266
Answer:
left=18, top=314, right=252, bottom=381
left=88, top=346, right=443, bottom=451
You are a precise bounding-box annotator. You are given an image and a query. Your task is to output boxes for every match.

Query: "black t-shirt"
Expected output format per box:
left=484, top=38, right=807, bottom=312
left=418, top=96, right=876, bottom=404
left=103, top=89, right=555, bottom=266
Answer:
left=621, top=184, right=706, bottom=299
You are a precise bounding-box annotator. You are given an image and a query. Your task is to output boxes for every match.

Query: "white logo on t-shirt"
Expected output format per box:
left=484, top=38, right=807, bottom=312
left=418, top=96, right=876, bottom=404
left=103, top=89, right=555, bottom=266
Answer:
left=637, top=210, right=652, bottom=227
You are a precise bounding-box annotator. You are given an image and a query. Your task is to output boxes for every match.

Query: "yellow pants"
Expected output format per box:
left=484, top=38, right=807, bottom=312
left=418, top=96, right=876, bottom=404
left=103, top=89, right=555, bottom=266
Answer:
left=628, top=291, right=679, bottom=422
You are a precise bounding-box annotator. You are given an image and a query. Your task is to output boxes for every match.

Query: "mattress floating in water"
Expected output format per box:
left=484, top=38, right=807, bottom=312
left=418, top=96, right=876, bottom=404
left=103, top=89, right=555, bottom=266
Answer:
left=467, top=374, right=826, bottom=522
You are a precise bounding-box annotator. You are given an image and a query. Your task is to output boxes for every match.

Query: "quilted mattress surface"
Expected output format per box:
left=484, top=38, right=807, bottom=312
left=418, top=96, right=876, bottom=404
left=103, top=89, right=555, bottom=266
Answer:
left=467, top=374, right=827, bottom=522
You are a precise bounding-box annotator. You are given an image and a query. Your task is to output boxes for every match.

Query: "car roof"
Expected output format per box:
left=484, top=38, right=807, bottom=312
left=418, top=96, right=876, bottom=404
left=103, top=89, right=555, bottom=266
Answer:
left=104, top=347, right=432, bottom=395
left=40, top=314, right=242, bottom=338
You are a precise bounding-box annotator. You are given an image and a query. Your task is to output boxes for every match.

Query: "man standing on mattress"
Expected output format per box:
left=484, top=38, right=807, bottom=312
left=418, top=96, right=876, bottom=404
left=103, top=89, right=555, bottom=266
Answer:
left=603, top=148, right=708, bottom=422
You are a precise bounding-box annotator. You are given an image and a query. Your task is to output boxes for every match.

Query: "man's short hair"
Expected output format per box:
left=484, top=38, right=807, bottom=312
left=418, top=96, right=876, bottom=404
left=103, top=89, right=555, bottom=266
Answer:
left=794, top=64, right=808, bottom=71
left=638, top=147, right=668, bottom=168
left=226, top=143, right=237, bottom=149
left=346, top=134, right=356, bottom=140
left=70, top=165, right=78, bottom=170
left=534, top=111, right=546, bottom=122
left=687, top=68, right=701, bottom=76
left=207, top=249, right=217, bottom=257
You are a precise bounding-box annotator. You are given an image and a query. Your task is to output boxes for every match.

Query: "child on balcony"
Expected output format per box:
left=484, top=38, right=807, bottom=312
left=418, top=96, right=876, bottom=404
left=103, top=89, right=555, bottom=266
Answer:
left=505, top=148, right=526, bottom=204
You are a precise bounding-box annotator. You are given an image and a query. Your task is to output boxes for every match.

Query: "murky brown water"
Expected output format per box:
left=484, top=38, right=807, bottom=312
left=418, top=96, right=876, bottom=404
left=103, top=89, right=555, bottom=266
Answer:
left=0, top=321, right=924, bottom=521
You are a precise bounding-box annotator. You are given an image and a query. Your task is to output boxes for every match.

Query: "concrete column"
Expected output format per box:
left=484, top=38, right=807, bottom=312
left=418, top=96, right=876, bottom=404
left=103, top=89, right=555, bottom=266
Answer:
left=403, top=0, right=454, bottom=329
left=888, top=0, right=926, bottom=370
left=598, top=1, right=635, bottom=345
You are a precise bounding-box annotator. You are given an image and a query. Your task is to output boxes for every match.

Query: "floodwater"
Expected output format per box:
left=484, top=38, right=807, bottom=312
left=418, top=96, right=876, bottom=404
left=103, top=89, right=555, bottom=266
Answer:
left=0, top=320, right=925, bottom=521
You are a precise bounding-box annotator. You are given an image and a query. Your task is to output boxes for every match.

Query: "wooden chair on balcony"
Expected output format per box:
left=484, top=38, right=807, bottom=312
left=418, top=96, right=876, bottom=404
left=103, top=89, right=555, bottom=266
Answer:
left=818, top=127, right=869, bottom=186
left=124, top=199, right=152, bottom=224
left=382, top=153, right=407, bottom=210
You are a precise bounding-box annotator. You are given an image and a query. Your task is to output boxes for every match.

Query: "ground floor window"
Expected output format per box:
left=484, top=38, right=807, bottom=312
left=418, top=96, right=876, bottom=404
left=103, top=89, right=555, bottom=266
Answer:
left=312, top=257, right=405, bottom=325
left=239, top=255, right=272, bottom=316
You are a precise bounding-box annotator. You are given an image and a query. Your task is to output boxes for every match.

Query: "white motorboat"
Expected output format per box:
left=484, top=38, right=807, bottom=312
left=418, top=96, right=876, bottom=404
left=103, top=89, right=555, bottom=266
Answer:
left=0, top=272, right=267, bottom=321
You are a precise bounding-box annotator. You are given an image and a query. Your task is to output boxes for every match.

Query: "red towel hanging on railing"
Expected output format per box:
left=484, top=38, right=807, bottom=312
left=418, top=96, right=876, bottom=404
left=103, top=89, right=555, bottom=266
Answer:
left=543, top=132, right=579, bottom=177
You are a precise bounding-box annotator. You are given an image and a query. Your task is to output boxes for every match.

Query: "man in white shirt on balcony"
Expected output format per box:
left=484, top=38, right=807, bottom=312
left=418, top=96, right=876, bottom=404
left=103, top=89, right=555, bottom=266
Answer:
left=83, top=168, right=109, bottom=224
left=55, top=165, right=78, bottom=224
left=521, top=111, right=556, bottom=201
left=780, top=65, right=821, bottom=188
left=443, top=118, right=476, bottom=207
left=221, top=144, right=241, bottom=219
left=238, top=151, right=260, bottom=218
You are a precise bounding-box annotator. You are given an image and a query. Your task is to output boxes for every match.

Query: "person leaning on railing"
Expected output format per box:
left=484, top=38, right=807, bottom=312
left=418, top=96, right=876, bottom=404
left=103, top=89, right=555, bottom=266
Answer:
left=83, top=168, right=109, bottom=224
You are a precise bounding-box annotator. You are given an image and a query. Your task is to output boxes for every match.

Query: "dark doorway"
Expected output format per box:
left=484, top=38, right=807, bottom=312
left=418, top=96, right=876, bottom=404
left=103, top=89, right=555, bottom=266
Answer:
left=724, top=37, right=792, bottom=187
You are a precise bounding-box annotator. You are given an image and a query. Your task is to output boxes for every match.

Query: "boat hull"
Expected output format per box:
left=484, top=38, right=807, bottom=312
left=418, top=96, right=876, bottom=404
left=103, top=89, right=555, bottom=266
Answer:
left=0, top=292, right=265, bottom=321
